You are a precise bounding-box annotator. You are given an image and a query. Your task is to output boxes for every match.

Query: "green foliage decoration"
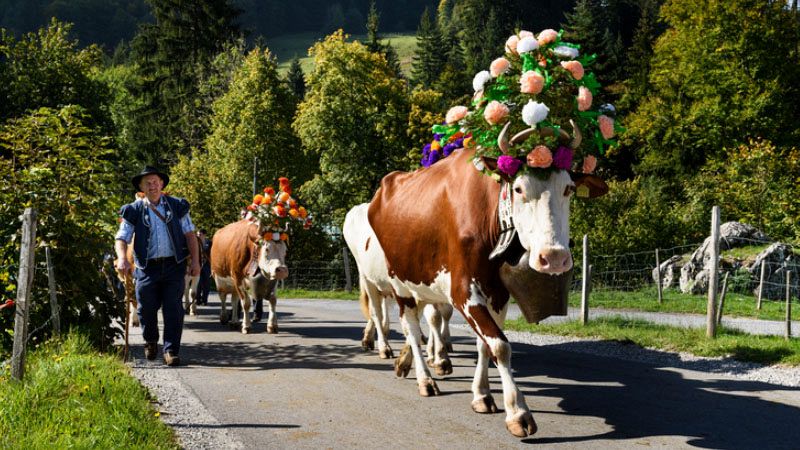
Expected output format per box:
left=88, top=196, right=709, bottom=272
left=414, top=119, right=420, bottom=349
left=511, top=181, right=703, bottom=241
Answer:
left=0, top=106, right=123, bottom=357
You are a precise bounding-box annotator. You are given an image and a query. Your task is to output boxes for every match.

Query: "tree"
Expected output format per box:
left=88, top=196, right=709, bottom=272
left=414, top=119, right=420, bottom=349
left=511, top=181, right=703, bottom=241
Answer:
left=405, top=88, right=446, bottom=170
left=626, top=0, right=800, bottom=181
left=620, top=0, right=662, bottom=110
left=0, top=19, right=110, bottom=129
left=452, top=0, right=514, bottom=78
left=364, top=1, right=403, bottom=78
left=562, top=0, right=604, bottom=54
left=169, top=47, right=308, bottom=233
left=0, top=106, right=123, bottom=355
left=286, top=57, right=306, bottom=100
left=293, top=30, right=410, bottom=225
left=411, top=7, right=446, bottom=88
left=127, top=0, right=241, bottom=166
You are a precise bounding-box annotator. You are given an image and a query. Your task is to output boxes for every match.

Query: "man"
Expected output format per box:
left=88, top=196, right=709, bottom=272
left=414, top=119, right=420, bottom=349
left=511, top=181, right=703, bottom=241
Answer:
left=195, top=229, right=212, bottom=306
left=115, top=166, right=200, bottom=366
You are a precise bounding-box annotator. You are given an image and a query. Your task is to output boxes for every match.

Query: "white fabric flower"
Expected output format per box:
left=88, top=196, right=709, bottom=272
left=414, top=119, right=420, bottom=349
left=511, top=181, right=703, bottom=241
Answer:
left=522, top=100, right=549, bottom=126
left=517, top=36, right=539, bottom=54
left=472, top=70, right=492, bottom=92
left=553, top=45, right=579, bottom=59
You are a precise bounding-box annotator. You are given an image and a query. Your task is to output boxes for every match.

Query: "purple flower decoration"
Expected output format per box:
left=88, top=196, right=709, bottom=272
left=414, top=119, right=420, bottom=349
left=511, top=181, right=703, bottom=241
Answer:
left=552, top=146, right=573, bottom=170
left=433, top=133, right=443, bottom=141
left=442, top=142, right=457, bottom=157
left=497, top=155, right=523, bottom=177
left=428, top=149, right=441, bottom=166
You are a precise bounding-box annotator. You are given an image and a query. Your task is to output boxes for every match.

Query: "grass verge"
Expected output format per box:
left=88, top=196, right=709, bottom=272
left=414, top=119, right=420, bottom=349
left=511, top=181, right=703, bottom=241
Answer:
left=0, top=333, right=178, bottom=449
left=506, top=316, right=800, bottom=366
left=277, top=288, right=358, bottom=300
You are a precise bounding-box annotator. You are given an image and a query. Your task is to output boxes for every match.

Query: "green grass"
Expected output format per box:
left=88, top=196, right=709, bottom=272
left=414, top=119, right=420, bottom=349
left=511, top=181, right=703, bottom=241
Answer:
left=277, top=288, right=359, bottom=300
left=568, top=286, right=793, bottom=321
left=0, top=333, right=178, bottom=448
left=506, top=316, right=800, bottom=366
left=268, top=32, right=417, bottom=76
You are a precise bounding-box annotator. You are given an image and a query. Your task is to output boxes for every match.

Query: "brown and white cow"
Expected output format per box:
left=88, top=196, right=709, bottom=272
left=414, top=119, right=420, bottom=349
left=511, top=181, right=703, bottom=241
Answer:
left=344, top=203, right=454, bottom=380
left=211, top=220, right=288, bottom=334
left=364, top=139, right=606, bottom=437
left=183, top=233, right=209, bottom=316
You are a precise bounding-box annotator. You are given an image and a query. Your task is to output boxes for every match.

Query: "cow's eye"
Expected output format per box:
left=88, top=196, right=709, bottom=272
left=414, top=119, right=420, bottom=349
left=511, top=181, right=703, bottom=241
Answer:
left=564, top=185, right=576, bottom=196
left=514, top=186, right=523, bottom=195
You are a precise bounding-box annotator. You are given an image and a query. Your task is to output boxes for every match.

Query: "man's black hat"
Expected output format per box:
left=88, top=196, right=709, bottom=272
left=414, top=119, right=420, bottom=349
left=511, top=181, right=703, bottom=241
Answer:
left=132, top=166, right=169, bottom=191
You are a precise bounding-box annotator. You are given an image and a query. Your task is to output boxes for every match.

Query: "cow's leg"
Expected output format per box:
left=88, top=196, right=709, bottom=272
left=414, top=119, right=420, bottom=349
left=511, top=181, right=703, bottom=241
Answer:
left=218, top=291, right=229, bottom=324
left=229, top=290, right=241, bottom=328
left=439, top=303, right=454, bottom=353
left=238, top=285, right=252, bottom=334
left=265, top=294, right=278, bottom=334
left=396, top=299, right=439, bottom=396
left=461, top=284, right=536, bottom=438
left=124, top=276, right=140, bottom=327
left=423, top=303, right=452, bottom=376
left=379, top=296, right=391, bottom=345
left=184, top=275, right=198, bottom=316
left=365, top=283, right=393, bottom=359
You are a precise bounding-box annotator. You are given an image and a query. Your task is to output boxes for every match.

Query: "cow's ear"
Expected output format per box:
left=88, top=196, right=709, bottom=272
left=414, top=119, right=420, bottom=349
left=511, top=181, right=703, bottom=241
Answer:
left=569, top=172, right=609, bottom=199
left=480, top=156, right=513, bottom=183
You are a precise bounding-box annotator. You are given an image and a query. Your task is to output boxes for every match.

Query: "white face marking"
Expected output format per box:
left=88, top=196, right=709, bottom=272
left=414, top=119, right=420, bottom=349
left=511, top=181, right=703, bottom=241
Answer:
left=259, top=240, right=288, bottom=280
left=511, top=171, right=574, bottom=273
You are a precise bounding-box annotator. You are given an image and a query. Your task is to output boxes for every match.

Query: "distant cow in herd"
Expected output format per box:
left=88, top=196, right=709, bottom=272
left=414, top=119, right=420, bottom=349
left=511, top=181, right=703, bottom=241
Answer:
left=344, top=126, right=607, bottom=437
left=210, top=220, right=288, bottom=334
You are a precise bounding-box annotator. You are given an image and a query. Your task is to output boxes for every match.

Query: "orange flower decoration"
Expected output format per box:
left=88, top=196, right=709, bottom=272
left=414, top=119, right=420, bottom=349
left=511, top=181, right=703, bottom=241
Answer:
left=253, top=194, right=264, bottom=205
left=273, top=205, right=287, bottom=217
left=278, top=192, right=290, bottom=203
left=298, top=206, right=308, bottom=219
left=278, top=177, right=292, bottom=195
left=280, top=233, right=289, bottom=241
left=288, top=208, right=299, bottom=218
left=263, top=186, right=275, bottom=196
left=288, top=198, right=297, bottom=208
left=262, top=195, right=273, bottom=204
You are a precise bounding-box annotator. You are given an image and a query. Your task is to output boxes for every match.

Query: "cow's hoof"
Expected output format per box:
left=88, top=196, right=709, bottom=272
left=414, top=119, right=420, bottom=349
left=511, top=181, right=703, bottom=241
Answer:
left=379, top=346, right=394, bottom=360
left=241, top=326, right=251, bottom=334
left=361, top=338, right=375, bottom=351
left=471, top=395, right=498, bottom=414
left=266, top=325, right=277, bottom=334
left=506, top=412, right=537, bottom=438
left=445, top=342, right=454, bottom=353
left=426, top=357, right=434, bottom=368
left=219, top=317, right=229, bottom=325
left=418, top=378, right=440, bottom=397
left=435, top=359, right=453, bottom=376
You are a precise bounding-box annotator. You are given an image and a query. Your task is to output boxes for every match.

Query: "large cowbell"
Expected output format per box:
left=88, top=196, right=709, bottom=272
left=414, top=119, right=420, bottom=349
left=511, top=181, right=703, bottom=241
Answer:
left=495, top=233, right=570, bottom=324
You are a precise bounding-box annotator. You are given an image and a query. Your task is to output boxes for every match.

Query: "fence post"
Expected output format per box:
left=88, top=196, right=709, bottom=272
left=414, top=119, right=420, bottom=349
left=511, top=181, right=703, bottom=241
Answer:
left=11, top=208, right=37, bottom=381
left=655, top=248, right=663, bottom=304
left=342, top=247, right=352, bottom=292
left=706, top=206, right=720, bottom=338
left=786, top=270, right=792, bottom=340
left=45, top=246, right=60, bottom=337
left=757, top=261, right=766, bottom=311
left=581, top=234, right=589, bottom=325
left=716, top=272, right=729, bottom=326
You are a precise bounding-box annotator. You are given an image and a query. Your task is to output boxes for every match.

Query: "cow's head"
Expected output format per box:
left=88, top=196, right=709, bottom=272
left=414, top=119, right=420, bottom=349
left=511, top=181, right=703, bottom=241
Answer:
left=485, top=121, right=608, bottom=274
left=258, top=237, right=289, bottom=281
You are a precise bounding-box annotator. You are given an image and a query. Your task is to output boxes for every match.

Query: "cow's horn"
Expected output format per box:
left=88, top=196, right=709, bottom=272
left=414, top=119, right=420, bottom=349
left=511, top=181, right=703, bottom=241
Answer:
left=497, top=121, right=511, bottom=154
left=570, top=119, right=582, bottom=149
left=510, top=127, right=537, bottom=145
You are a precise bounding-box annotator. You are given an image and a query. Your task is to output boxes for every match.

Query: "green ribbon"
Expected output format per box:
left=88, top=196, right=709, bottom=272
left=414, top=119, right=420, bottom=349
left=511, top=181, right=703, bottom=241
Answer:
left=431, top=123, right=460, bottom=144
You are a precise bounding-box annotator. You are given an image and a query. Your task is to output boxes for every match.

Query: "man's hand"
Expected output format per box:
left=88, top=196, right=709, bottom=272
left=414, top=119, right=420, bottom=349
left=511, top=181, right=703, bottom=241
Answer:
left=189, top=260, right=201, bottom=277
left=116, top=257, right=132, bottom=274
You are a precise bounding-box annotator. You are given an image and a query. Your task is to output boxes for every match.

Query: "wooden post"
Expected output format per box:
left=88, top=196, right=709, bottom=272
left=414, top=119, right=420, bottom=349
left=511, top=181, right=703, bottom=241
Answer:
left=786, top=270, right=792, bottom=340
left=11, top=208, right=37, bottom=381
left=581, top=234, right=589, bottom=325
left=655, top=248, right=663, bottom=304
left=706, top=206, right=720, bottom=338
left=45, top=246, right=60, bottom=337
left=757, top=261, right=766, bottom=311
left=342, top=247, right=352, bottom=292
left=716, top=272, right=729, bottom=326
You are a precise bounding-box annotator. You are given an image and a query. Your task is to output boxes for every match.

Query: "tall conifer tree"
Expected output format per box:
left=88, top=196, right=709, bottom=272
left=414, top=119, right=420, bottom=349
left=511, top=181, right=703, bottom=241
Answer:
left=411, top=7, right=446, bottom=88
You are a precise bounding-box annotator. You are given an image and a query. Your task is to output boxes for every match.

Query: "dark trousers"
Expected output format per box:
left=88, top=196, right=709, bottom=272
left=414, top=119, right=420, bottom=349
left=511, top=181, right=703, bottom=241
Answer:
left=135, top=259, right=185, bottom=355
left=195, top=262, right=211, bottom=305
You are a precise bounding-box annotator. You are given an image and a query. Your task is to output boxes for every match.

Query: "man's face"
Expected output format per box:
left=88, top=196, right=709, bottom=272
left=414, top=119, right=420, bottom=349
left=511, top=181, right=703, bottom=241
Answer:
left=139, top=174, right=163, bottom=197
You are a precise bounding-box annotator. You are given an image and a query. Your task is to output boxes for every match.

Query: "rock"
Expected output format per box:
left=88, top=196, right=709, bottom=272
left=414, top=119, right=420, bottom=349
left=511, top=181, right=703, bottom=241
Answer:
left=653, top=255, right=683, bottom=289
left=719, top=222, right=770, bottom=250
left=748, top=243, right=800, bottom=300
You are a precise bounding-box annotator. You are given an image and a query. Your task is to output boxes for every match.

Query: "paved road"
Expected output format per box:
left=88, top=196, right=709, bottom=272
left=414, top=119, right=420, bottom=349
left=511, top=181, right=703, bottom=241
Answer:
left=132, top=296, right=800, bottom=449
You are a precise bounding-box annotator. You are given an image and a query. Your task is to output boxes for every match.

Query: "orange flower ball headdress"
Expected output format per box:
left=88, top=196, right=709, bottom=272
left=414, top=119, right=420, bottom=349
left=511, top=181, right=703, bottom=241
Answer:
left=245, top=178, right=313, bottom=242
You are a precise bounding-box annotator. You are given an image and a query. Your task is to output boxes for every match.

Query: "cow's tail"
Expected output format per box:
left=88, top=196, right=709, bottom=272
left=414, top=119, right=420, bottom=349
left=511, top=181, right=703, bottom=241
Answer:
left=358, top=278, right=370, bottom=320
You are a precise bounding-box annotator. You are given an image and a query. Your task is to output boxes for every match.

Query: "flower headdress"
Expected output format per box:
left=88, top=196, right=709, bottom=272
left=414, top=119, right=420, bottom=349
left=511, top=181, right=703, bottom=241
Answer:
left=245, top=177, right=312, bottom=242
left=420, top=28, right=623, bottom=180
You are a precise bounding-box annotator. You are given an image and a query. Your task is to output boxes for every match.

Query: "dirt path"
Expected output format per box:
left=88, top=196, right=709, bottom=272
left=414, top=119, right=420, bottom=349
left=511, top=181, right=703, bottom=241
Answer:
left=129, top=296, right=800, bottom=449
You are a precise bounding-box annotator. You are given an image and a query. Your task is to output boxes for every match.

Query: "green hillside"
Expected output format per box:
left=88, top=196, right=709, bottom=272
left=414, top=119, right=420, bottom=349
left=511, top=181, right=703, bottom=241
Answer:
left=270, top=32, right=417, bottom=76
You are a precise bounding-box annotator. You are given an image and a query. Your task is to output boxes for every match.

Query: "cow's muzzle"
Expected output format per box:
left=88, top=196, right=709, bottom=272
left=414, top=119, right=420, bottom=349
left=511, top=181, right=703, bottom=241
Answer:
left=531, top=247, right=573, bottom=274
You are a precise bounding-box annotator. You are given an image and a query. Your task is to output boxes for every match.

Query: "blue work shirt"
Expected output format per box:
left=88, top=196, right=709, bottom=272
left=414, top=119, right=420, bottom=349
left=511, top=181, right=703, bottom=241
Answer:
left=115, top=196, right=195, bottom=259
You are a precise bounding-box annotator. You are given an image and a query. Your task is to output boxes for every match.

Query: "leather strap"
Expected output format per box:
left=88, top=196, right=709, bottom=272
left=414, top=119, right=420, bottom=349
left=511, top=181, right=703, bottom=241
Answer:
left=146, top=201, right=168, bottom=223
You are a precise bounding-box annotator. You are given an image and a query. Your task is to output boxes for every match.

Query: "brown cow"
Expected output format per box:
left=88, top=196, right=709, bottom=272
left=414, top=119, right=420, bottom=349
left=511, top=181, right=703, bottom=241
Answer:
left=210, top=220, right=288, bottom=334
left=115, top=242, right=140, bottom=328
left=366, top=141, right=606, bottom=437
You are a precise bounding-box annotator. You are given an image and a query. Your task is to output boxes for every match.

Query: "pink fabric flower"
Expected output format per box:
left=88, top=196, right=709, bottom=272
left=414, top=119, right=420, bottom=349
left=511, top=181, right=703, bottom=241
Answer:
left=483, top=101, right=509, bottom=125
left=497, top=155, right=523, bottom=177
left=505, top=35, right=519, bottom=54
left=537, top=29, right=558, bottom=46
left=553, top=146, right=573, bottom=170
left=520, top=71, right=544, bottom=94
left=445, top=105, right=469, bottom=125
left=598, top=115, right=615, bottom=139
left=518, top=30, right=534, bottom=39
left=582, top=155, right=597, bottom=174
left=527, top=145, right=553, bottom=168
left=490, top=57, right=510, bottom=77
left=577, top=86, right=592, bottom=111
left=561, top=60, right=584, bottom=80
